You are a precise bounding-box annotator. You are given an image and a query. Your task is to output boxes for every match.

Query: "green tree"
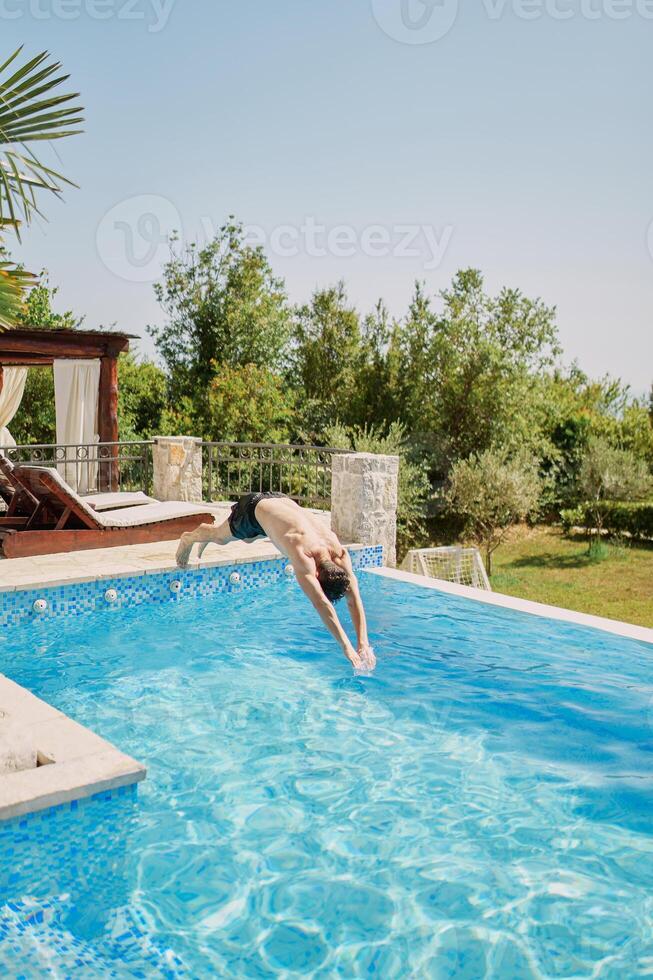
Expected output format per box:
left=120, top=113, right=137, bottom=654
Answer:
left=577, top=437, right=652, bottom=548
left=291, top=283, right=365, bottom=435
left=201, top=363, right=294, bottom=443
left=393, top=281, right=434, bottom=431
left=537, top=368, right=653, bottom=512
left=149, top=220, right=292, bottom=397
left=395, top=271, right=560, bottom=473
left=355, top=301, right=403, bottom=429
left=117, top=353, right=168, bottom=441
left=446, top=449, right=542, bottom=574
left=15, top=271, right=81, bottom=330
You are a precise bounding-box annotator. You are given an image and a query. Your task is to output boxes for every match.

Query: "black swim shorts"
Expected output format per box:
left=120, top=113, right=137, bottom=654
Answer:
left=228, top=492, right=288, bottom=541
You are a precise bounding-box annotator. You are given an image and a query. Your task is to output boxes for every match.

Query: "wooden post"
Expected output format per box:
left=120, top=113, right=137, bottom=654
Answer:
left=98, top=355, right=119, bottom=491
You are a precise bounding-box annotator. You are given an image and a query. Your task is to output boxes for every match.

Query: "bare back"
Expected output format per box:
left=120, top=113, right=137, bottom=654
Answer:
left=253, top=496, right=346, bottom=570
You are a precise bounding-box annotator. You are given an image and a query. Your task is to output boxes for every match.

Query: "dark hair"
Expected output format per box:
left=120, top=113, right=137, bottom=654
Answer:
left=317, top=560, right=350, bottom=603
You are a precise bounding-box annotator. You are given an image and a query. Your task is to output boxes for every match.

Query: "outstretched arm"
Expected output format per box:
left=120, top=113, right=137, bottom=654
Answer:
left=346, top=575, right=370, bottom=651
left=294, top=562, right=363, bottom=669
left=340, top=551, right=376, bottom=668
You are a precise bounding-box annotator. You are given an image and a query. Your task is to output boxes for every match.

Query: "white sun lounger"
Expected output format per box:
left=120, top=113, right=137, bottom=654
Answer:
left=0, top=465, right=214, bottom=558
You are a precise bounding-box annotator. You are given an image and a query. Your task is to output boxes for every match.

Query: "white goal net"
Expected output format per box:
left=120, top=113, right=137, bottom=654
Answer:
left=401, top=546, right=492, bottom=591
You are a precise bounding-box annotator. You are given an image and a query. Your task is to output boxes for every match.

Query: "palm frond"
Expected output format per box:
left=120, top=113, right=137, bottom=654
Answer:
left=0, top=48, right=84, bottom=233
left=0, top=260, right=34, bottom=329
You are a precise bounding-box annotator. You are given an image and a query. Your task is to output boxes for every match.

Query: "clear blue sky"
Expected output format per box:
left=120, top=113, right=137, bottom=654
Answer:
left=8, top=0, right=653, bottom=393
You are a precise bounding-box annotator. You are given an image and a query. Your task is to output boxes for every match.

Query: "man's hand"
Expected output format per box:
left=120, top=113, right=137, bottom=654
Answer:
left=357, top=643, right=377, bottom=671
left=344, top=643, right=364, bottom=670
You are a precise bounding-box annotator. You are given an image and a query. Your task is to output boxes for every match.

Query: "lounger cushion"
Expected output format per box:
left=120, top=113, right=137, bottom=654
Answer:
left=15, top=466, right=211, bottom=529
left=95, top=502, right=213, bottom=529
left=83, top=491, right=158, bottom=511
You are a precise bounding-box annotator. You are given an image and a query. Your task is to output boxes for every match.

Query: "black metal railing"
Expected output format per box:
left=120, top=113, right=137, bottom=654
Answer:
left=203, top=442, right=348, bottom=507
left=0, top=439, right=347, bottom=506
left=1, top=441, right=154, bottom=496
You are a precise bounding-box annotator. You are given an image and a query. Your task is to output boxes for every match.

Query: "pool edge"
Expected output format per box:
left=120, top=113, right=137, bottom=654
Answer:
left=0, top=545, right=385, bottom=628
left=366, top=566, right=653, bottom=646
left=0, top=674, right=146, bottom=823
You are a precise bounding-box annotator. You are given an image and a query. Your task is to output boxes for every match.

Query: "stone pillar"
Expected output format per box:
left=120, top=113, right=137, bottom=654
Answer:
left=153, top=436, right=203, bottom=502
left=331, top=452, right=399, bottom=567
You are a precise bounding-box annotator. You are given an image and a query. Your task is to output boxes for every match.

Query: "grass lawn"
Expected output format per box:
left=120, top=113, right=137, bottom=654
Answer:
left=490, top=526, right=653, bottom=629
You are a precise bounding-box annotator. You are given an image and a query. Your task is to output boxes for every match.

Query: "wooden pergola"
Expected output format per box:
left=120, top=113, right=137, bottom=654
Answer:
left=0, top=327, right=135, bottom=443
left=0, top=328, right=136, bottom=489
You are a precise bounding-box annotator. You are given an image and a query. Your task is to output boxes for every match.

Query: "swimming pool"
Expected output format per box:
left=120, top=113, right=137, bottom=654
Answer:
left=1, top=572, right=652, bottom=977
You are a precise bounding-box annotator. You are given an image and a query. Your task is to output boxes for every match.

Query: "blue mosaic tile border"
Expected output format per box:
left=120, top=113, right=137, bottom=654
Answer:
left=0, top=545, right=384, bottom=629
left=0, top=782, right=138, bottom=836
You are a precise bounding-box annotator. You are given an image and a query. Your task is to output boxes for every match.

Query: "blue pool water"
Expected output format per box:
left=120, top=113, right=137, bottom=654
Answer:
left=1, top=573, right=652, bottom=978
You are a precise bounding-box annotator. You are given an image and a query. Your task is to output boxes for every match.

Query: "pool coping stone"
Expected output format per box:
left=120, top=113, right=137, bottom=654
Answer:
left=0, top=674, right=146, bottom=822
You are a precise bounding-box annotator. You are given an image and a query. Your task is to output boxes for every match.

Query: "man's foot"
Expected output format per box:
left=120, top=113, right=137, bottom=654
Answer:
left=176, top=532, right=196, bottom=568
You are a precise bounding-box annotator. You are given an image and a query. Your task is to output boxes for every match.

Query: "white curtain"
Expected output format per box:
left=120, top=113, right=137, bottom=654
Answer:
left=0, top=367, right=28, bottom=448
left=54, top=359, right=101, bottom=493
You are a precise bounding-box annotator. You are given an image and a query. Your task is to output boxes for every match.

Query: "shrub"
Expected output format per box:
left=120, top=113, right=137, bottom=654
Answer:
left=202, top=363, right=295, bottom=443
left=577, top=437, right=652, bottom=544
left=562, top=501, right=653, bottom=541
left=158, top=363, right=295, bottom=445
left=445, top=449, right=542, bottom=574
left=560, top=505, right=586, bottom=534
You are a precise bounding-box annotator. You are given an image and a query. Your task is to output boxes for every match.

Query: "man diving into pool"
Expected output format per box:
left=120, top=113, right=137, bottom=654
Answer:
left=175, top=492, right=376, bottom=671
